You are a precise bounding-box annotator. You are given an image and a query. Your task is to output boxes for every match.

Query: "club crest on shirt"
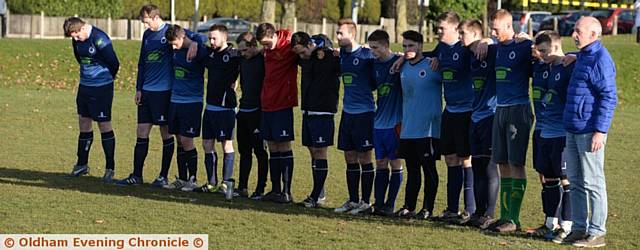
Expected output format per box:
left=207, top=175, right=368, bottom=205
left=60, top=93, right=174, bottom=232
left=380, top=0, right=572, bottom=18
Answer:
left=555, top=73, right=561, bottom=81
left=161, top=37, right=167, bottom=44
left=419, top=69, right=427, bottom=78
left=88, top=46, right=96, bottom=54
left=223, top=54, right=230, bottom=62
left=509, top=51, right=516, bottom=60
left=353, top=58, right=359, bottom=66
left=453, top=52, right=459, bottom=61
left=480, top=61, right=488, bottom=68
left=317, top=50, right=325, bottom=60
left=543, top=71, right=549, bottom=79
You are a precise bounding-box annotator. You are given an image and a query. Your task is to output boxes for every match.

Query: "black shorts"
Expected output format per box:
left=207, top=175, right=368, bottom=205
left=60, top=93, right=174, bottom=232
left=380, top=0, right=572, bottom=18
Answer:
left=236, top=110, right=265, bottom=154
left=470, top=115, right=494, bottom=157
left=137, top=90, right=171, bottom=125
left=202, top=109, right=236, bottom=141
left=534, top=136, right=567, bottom=179
left=441, top=110, right=471, bottom=157
left=398, top=137, right=440, bottom=161
left=260, top=108, right=294, bottom=142
left=491, top=104, right=533, bottom=166
left=168, top=102, right=202, bottom=138
left=76, top=83, right=113, bottom=122
left=338, top=111, right=374, bottom=152
left=302, top=114, right=335, bottom=148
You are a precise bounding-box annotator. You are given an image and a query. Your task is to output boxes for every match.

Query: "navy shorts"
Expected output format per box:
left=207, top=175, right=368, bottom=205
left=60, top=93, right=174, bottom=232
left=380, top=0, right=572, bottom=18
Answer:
left=137, top=90, right=171, bottom=125
left=534, top=136, right=567, bottom=179
left=470, top=116, right=494, bottom=157
left=374, top=128, right=400, bottom=160
left=261, top=108, right=294, bottom=142
left=202, top=109, right=236, bottom=141
left=76, top=83, right=113, bottom=122
left=492, top=104, right=533, bottom=166
left=302, top=114, right=335, bottom=148
left=532, top=129, right=542, bottom=171
left=338, top=111, right=374, bottom=152
left=441, top=110, right=471, bottom=157
left=168, top=102, right=202, bottom=138
left=397, top=137, right=440, bottom=161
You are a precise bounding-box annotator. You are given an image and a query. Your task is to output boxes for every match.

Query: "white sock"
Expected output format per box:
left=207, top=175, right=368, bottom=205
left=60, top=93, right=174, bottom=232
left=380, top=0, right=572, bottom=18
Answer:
left=545, top=217, right=559, bottom=230
left=561, top=220, right=573, bottom=232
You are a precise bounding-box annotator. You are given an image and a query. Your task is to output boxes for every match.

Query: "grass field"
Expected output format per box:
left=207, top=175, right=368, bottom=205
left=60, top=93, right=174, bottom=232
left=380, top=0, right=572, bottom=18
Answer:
left=0, top=35, right=639, bottom=249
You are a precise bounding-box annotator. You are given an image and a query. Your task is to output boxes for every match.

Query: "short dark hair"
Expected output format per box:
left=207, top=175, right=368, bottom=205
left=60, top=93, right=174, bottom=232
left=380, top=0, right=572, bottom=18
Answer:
left=236, top=31, right=257, bottom=47
left=63, top=17, right=85, bottom=37
left=402, top=30, right=423, bottom=43
left=534, top=30, right=561, bottom=46
left=437, top=11, right=461, bottom=26
left=459, top=19, right=483, bottom=35
left=367, top=29, right=390, bottom=45
left=337, top=18, right=357, bottom=34
left=165, top=24, right=185, bottom=42
left=209, top=24, right=228, bottom=33
left=256, top=23, right=276, bottom=41
left=139, top=4, right=161, bottom=20
left=291, top=32, right=312, bottom=47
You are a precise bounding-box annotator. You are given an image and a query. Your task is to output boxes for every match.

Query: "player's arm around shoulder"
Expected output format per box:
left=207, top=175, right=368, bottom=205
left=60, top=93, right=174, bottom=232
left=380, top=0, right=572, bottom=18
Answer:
left=95, top=32, right=120, bottom=79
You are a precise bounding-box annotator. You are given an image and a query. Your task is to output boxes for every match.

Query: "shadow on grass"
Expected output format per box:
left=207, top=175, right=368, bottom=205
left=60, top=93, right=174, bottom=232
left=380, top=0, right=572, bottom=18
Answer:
left=0, top=166, right=538, bottom=239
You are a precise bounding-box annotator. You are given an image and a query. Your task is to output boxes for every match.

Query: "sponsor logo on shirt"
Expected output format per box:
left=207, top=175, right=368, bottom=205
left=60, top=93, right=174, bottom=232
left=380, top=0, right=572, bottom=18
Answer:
left=147, top=50, right=162, bottom=62
left=377, top=83, right=392, bottom=97
left=174, top=67, right=187, bottom=79
left=495, top=67, right=511, bottom=81
left=473, top=78, right=485, bottom=91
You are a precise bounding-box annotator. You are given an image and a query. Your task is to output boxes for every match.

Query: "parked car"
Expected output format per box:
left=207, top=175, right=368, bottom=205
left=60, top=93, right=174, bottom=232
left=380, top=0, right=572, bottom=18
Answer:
left=539, top=10, right=590, bottom=36
left=512, top=11, right=552, bottom=34
left=196, top=17, right=252, bottom=42
left=590, top=9, right=636, bottom=34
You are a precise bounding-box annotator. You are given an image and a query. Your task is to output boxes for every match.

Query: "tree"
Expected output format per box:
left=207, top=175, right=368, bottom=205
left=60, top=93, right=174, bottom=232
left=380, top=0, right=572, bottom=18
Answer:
left=262, top=0, right=277, bottom=23
left=396, top=0, right=407, bottom=42
left=280, top=0, right=296, bottom=29
left=427, top=0, right=484, bottom=22
left=381, top=0, right=395, bottom=18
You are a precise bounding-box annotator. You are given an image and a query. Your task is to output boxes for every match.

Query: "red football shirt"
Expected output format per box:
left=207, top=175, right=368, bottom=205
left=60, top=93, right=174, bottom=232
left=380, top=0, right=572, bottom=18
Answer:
left=261, top=29, right=299, bottom=112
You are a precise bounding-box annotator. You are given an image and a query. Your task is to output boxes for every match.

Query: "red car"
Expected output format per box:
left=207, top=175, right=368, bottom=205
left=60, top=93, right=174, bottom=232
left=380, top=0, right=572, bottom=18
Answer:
left=590, top=8, right=636, bottom=34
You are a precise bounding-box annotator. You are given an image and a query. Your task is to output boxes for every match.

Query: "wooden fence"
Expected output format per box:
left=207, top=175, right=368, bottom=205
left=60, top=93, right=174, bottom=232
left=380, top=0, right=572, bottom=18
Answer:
left=4, top=10, right=429, bottom=43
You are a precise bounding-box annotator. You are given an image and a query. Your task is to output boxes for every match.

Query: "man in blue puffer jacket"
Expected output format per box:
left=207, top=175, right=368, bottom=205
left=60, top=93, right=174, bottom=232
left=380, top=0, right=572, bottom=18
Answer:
left=561, top=16, right=617, bottom=248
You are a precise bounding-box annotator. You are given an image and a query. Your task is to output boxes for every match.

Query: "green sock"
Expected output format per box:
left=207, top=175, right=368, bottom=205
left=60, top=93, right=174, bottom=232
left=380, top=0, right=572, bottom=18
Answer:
left=499, top=177, right=513, bottom=221
left=510, top=178, right=527, bottom=226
